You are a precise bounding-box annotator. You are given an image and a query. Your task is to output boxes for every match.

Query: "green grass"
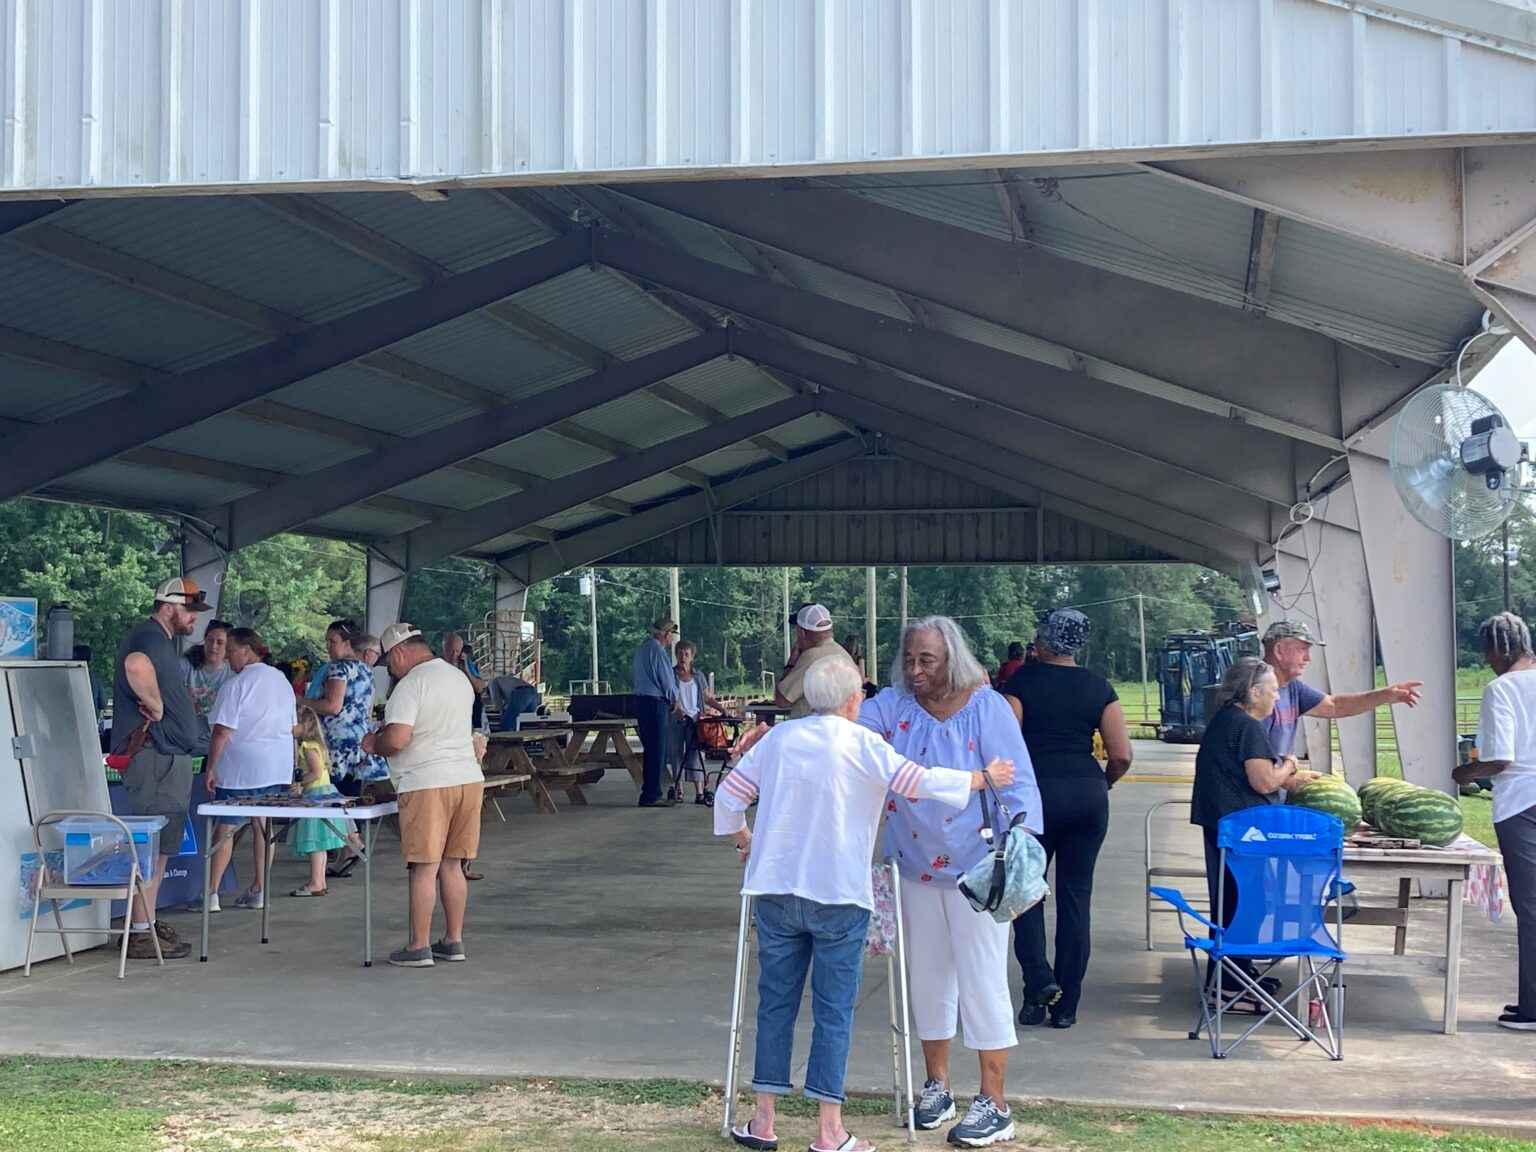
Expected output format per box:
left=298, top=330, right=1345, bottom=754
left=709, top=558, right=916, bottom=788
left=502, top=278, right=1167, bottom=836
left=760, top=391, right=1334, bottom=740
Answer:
left=0, top=1057, right=1530, bottom=1152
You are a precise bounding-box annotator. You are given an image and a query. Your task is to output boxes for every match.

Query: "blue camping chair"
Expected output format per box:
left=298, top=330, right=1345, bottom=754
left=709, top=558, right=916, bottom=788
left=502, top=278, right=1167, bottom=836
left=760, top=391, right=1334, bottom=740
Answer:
left=1149, top=805, right=1346, bottom=1060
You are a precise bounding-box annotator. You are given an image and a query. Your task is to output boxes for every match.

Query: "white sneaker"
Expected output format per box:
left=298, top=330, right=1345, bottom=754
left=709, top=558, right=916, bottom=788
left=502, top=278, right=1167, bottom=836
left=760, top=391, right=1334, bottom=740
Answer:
left=232, top=887, right=264, bottom=911
left=187, top=894, right=220, bottom=914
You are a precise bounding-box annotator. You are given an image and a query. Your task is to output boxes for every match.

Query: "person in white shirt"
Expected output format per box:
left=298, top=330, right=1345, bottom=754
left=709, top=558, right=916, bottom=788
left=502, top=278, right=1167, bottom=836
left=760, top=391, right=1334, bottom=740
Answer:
left=1456, top=612, right=1536, bottom=1031
left=362, top=623, right=486, bottom=969
left=716, top=657, right=1014, bottom=1152
left=203, top=628, right=298, bottom=913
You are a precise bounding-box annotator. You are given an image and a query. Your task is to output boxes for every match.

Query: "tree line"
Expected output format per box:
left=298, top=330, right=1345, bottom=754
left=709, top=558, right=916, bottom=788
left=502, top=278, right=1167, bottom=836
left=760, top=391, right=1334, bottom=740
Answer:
left=1, top=497, right=1528, bottom=700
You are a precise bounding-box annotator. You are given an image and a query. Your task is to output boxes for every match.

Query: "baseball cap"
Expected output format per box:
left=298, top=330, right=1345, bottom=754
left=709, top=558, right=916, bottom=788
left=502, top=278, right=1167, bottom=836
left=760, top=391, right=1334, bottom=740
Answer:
left=795, top=604, right=833, bottom=633
left=376, top=622, right=424, bottom=663
left=153, top=576, right=212, bottom=612
left=1262, top=619, right=1325, bottom=646
left=653, top=617, right=678, bottom=634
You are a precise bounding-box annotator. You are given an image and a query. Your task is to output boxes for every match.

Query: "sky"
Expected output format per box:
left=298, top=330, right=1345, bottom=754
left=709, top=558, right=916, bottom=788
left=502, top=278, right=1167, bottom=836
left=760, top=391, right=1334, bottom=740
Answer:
left=1469, top=338, right=1536, bottom=437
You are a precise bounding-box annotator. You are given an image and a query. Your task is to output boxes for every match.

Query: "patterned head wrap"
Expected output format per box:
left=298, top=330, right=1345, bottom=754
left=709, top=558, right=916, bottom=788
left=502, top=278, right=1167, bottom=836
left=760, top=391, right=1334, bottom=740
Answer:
left=1036, top=608, right=1091, bottom=656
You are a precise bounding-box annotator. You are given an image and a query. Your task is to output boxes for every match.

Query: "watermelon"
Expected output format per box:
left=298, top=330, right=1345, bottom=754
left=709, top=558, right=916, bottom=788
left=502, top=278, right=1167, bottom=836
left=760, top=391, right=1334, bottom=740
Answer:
left=1287, top=777, right=1361, bottom=829
left=1359, top=777, right=1417, bottom=827
left=1374, top=787, right=1463, bottom=847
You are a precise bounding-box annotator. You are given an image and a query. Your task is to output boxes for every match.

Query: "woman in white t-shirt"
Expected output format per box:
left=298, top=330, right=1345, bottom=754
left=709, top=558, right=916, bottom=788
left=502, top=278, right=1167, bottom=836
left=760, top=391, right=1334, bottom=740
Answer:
left=202, top=628, right=298, bottom=913
left=669, top=639, right=720, bottom=807
left=1457, top=612, right=1536, bottom=1031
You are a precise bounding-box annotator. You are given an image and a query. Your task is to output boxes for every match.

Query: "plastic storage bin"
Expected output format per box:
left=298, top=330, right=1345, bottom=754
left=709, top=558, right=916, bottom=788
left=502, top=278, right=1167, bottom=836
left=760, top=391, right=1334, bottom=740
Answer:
left=58, top=815, right=166, bottom=886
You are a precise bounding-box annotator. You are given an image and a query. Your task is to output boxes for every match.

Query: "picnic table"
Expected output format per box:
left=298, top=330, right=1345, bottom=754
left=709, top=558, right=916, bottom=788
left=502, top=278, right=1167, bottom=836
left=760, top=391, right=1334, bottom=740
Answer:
left=195, top=799, right=396, bottom=967
left=483, top=728, right=589, bottom=814
left=1340, top=835, right=1502, bottom=1035
left=745, top=703, right=789, bottom=727
left=560, top=717, right=644, bottom=791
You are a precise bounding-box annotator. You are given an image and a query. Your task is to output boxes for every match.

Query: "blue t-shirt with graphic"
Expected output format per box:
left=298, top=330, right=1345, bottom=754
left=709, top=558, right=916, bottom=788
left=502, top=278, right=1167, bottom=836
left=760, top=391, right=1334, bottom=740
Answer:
left=1264, top=678, right=1325, bottom=759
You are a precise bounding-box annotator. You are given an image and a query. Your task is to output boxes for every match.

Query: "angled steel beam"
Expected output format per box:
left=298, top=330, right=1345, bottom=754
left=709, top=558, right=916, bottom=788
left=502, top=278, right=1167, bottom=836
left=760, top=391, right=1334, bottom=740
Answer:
left=547, top=417, right=713, bottom=491
left=498, top=438, right=866, bottom=586
left=252, top=195, right=445, bottom=285
left=1243, top=210, right=1280, bottom=317
left=831, top=391, right=1263, bottom=558
left=727, top=329, right=1289, bottom=530
left=887, top=438, right=1242, bottom=574
left=619, top=181, right=1353, bottom=451
left=599, top=231, right=1313, bottom=509
left=648, top=379, right=789, bottom=460
left=0, top=231, right=590, bottom=502
left=395, top=394, right=816, bottom=569
left=218, top=330, right=728, bottom=550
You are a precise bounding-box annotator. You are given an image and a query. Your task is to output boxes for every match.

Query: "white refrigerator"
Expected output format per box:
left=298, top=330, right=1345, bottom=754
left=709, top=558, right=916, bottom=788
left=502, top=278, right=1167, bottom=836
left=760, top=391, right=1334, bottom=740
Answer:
left=0, top=660, right=112, bottom=971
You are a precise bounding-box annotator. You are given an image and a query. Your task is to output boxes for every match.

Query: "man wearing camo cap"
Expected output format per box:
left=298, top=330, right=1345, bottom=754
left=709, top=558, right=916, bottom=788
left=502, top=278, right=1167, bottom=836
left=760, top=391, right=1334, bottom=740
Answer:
left=1261, top=619, right=1422, bottom=765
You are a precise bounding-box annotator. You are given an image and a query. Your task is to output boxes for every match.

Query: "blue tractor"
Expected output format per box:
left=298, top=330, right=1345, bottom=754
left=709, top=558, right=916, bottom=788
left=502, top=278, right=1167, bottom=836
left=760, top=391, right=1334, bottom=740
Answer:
left=1156, top=623, right=1259, bottom=742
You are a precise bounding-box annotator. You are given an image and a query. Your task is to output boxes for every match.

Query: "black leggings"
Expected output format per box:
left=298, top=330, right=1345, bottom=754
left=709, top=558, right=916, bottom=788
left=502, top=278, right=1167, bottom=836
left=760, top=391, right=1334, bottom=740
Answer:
left=1012, top=775, right=1109, bottom=1016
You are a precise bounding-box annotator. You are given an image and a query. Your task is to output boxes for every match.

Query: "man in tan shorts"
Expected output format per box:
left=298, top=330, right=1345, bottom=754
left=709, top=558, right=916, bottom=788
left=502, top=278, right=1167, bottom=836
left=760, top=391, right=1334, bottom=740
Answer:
left=362, top=623, right=486, bottom=968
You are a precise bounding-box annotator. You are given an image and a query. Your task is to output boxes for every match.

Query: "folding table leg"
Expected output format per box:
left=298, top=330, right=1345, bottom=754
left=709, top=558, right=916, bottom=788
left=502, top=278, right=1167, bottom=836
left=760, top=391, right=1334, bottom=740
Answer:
left=200, top=814, right=214, bottom=962
left=260, top=819, right=274, bottom=945
left=363, top=818, right=376, bottom=967
left=721, top=893, right=754, bottom=1139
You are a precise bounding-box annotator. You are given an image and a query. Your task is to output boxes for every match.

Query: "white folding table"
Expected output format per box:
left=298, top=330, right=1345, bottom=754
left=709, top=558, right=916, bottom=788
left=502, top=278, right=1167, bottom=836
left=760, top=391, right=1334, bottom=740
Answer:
left=194, top=800, right=397, bottom=967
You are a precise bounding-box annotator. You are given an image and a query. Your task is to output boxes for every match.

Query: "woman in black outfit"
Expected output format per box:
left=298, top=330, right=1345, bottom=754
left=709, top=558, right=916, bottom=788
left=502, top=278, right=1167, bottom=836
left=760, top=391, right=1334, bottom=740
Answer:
left=1191, top=656, right=1319, bottom=1000
left=1002, top=609, right=1133, bottom=1029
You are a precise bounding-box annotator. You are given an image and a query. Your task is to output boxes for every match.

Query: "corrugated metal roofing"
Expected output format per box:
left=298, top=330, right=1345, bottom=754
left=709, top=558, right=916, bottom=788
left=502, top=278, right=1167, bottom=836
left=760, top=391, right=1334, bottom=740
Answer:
left=384, top=469, right=515, bottom=512
left=511, top=266, right=699, bottom=361
left=0, top=359, right=118, bottom=422
left=391, top=309, right=590, bottom=399
left=481, top=429, right=611, bottom=479
left=574, top=390, right=703, bottom=449
left=56, top=196, right=409, bottom=324
left=154, top=414, right=363, bottom=477
left=9, top=0, right=1535, bottom=193
left=310, top=190, right=553, bottom=274
left=270, top=363, right=474, bottom=434
left=63, top=460, right=252, bottom=510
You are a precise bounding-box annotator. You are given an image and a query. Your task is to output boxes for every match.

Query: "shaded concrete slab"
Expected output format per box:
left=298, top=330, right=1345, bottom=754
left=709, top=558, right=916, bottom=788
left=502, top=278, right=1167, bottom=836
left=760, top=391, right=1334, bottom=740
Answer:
left=0, top=742, right=1530, bottom=1131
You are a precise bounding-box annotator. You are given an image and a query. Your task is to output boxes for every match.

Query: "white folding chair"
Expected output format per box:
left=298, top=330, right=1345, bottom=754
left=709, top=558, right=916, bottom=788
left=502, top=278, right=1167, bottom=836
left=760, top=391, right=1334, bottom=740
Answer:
left=25, top=810, right=163, bottom=980
left=720, top=860, right=917, bottom=1143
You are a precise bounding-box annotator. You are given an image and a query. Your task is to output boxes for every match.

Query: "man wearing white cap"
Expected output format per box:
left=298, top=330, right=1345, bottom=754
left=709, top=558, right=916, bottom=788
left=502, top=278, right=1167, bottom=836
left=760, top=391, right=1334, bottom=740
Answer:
left=362, top=623, right=486, bottom=968
left=776, top=604, right=855, bottom=720
left=111, top=576, right=214, bottom=959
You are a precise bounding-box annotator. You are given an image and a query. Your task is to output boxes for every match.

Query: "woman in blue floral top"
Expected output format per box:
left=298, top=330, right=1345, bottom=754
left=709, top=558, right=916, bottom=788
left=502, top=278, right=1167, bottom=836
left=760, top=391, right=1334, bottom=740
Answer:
left=308, top=619, right=388, bottom=796
left=859, top=615, right=1041, bottom=1150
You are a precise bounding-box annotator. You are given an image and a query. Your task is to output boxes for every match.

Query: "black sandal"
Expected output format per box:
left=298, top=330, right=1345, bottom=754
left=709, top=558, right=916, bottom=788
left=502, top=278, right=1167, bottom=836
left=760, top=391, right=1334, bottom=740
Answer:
left=327, top=854, right=361, bottom=879
left=731, top=1120, right=778, bottom=1151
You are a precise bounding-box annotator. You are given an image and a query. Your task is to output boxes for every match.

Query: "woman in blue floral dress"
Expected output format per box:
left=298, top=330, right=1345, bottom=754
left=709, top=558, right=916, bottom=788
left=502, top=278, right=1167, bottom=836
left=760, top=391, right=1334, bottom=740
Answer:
left=308, top=619, right=389, bottom=798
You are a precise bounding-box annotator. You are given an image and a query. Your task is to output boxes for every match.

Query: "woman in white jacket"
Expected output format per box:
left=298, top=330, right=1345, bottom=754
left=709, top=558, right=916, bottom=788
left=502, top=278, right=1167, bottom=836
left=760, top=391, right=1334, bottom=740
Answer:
left=717, top=656, right=1014, bottom=1152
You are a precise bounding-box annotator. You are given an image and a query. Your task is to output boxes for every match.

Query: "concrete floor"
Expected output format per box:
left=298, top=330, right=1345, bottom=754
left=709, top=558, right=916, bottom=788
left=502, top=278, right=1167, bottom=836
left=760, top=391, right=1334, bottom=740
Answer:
left=1, top=741, right=1531, bottom=1131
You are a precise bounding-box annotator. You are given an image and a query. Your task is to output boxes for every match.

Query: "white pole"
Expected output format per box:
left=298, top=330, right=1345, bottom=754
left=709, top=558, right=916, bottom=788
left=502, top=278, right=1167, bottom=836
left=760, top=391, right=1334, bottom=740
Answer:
left=899, top=565, right=909, bottom=629
left=589, top=568, right=600, bottom=689
left=669, top=566, right=681, bottom=656
left=782, top=568, right=791, bottom=665
left=867, top=566, right=878, bottom=686
left=1138, top=591, right=1149, bottom=727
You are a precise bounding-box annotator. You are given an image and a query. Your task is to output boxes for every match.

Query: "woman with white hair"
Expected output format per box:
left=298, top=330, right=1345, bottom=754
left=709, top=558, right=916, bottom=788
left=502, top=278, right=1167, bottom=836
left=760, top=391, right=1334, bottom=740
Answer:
left=860, top=615, right=1042, bottom=1149
left=717, top=656, right=1015, bottom=1152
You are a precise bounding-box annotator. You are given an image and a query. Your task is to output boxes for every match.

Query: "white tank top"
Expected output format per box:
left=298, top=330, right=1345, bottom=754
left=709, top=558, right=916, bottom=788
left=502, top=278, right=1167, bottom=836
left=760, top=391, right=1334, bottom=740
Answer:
left=677, top=676, right=700, bottom=719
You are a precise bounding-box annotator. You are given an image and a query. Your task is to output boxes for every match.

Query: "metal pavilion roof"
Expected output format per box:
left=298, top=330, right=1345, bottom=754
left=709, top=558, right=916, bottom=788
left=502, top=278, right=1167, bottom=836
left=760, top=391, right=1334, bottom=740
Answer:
left=0, top=144, right=1502, bottom=581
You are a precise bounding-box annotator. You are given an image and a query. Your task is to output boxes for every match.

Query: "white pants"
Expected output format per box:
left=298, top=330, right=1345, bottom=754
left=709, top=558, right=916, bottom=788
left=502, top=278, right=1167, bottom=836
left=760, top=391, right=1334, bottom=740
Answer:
left=901, top=881, right=1017, bottom=1052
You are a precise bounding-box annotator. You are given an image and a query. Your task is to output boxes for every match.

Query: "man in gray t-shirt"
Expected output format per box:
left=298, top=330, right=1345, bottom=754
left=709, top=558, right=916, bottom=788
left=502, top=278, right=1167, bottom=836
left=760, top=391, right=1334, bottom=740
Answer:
left=111, top=576, right=213, bottom=959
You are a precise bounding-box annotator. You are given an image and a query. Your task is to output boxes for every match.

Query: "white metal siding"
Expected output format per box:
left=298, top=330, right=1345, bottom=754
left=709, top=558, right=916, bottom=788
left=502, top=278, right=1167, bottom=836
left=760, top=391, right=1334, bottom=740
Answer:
left=2, top=0, right=1534, bottom=194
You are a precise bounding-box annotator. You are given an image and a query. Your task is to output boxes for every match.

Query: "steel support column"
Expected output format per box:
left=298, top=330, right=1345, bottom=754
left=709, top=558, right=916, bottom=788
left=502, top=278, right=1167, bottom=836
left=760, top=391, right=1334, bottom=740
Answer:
left=494, top=571, right=528, bottom=618
left=1349, top=431, right=1457, bottom=792
left=366, top=552, right=408, bottom=641
left=1306, top=522, right=1379, bottom=786
left=181, top=526, right=228, bottom=645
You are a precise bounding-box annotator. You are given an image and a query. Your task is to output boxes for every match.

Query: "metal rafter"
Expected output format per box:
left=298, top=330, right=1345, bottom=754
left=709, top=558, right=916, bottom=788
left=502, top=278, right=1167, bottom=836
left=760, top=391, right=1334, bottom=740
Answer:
left=618, top=181, right=1355, bottom=451
left=0, top=231, right=591, bottom=502
left=1243, top=210, right=1280, bottom=317
left=496, top=438, right=867, bottom=586
left=217, top=330, right=729, bottom=551
left=392, top=394, right=816, bottom=568
left=598, top=232, right=1309, bottom=512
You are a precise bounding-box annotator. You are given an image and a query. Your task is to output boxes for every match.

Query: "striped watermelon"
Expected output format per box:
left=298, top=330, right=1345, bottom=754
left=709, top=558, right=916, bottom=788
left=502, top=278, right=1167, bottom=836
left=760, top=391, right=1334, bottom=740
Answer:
left=1374, top=786, right=1463, bottom=847
left=1359, top=777, right=1417, bottom=827
left=1287, top=777, right=1361, bottom=830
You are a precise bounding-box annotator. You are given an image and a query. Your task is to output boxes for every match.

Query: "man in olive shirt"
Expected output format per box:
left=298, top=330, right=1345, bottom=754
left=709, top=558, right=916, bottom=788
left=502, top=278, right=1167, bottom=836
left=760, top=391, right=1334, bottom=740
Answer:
left=111, top=576, right=213, bottom=959
left=775, top=604, right=856, bottom=719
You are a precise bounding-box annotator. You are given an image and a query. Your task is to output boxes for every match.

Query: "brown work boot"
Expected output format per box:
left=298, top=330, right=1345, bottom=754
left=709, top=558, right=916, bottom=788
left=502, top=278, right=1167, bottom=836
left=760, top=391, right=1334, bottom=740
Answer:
left=153, top=920, right=177, bottom=943
left=128, top=925, right=188, bottom=960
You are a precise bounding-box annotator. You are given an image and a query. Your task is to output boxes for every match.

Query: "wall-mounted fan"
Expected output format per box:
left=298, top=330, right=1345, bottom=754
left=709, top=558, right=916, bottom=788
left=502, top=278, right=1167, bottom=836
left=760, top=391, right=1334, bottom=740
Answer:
left=230, top=588, right=271, bottom=630
left=1390, top=383, right=1526, bottom=540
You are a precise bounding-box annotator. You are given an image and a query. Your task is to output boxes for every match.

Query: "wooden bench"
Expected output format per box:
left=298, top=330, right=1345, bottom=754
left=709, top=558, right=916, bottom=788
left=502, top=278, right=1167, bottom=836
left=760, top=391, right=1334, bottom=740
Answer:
left=480, top=772, right=532, bottom=822
left=560, top=717, right=643, bottom=791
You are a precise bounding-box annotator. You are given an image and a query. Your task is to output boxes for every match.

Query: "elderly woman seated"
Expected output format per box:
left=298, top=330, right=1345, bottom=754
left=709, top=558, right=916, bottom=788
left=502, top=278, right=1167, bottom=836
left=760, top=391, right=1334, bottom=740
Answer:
left=716, top=656, right=1014, bottom=1152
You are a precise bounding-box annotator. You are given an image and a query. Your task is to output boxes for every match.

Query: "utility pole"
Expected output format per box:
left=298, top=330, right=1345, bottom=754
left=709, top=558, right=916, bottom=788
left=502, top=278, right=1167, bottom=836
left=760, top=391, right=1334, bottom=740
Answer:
left=588, top=568, right=600, bottom=690
left=899, top=566, right=909, bottom=629
left=1137, top=591, right=1149, bottom=726
left=782, top=568, right=791, bottom=665
left=669, top=566, right=681, bottom=656
left=867, top=567, right=878, bottom=686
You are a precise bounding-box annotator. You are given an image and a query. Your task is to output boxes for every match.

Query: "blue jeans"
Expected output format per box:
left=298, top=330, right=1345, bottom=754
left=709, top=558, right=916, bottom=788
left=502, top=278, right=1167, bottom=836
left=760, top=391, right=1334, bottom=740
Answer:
left=752, top=894, right=870, bottom=1104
